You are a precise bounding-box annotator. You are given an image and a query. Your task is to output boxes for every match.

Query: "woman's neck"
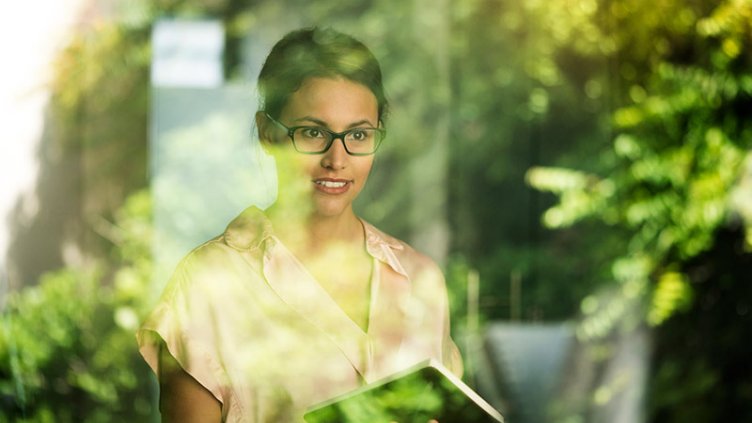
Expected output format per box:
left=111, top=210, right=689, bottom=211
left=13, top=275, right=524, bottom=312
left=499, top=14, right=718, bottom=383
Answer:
left=308, top=212, right=362, bottom=247
left=267, top=205, right=364, bottom=258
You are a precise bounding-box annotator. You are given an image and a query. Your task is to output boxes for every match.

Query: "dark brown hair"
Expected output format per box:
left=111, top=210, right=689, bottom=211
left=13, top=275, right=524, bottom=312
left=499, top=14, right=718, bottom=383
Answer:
left=258, top=27, right=388, bottom=124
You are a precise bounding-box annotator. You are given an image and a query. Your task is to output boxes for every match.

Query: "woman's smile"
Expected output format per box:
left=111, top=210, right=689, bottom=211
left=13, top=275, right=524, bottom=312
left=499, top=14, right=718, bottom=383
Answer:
left=313, top=177, right=353, bottom=194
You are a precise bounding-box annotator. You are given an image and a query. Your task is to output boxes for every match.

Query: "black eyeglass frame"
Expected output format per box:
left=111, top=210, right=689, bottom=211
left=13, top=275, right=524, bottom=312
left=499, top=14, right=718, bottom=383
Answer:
left=264, top=113, right=386, bottom=156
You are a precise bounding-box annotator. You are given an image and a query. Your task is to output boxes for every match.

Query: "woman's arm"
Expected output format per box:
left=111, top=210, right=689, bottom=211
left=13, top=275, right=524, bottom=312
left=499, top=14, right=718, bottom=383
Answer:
left=158, top=344, right=222, bottom=422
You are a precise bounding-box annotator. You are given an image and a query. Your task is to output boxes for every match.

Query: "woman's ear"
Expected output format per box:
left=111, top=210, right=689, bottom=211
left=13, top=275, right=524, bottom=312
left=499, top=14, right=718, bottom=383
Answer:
left=255, top=111, right=273, bottom=150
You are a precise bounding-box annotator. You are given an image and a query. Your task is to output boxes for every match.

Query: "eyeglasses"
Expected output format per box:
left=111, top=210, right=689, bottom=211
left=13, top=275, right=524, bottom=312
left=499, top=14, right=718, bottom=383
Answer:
left=265, top=113, right=385, bottom=156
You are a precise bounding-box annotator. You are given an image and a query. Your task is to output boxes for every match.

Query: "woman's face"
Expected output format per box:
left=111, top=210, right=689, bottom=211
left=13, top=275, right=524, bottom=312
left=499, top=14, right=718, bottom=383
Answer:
left=268, top=77, right=379, bottom=219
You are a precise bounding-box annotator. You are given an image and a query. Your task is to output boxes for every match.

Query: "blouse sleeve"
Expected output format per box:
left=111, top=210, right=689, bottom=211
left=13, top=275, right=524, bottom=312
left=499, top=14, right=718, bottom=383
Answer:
left=136, top=252, right=230, bottom=407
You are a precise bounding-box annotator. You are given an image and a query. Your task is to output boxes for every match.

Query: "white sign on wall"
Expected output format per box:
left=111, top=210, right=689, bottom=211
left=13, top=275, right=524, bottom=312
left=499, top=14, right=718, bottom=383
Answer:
left=151, top=20, right=224, bottom=87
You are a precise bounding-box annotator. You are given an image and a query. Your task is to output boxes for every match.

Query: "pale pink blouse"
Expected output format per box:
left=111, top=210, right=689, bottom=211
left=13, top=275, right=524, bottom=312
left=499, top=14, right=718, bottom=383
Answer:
left=137, top=207, right=463, bottom=422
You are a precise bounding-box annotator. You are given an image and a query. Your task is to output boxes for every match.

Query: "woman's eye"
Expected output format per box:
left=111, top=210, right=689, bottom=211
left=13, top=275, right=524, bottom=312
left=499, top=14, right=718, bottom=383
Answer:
left=349, top=130, right=369, bottom=141
left=301, top=128, right=325, bottom=138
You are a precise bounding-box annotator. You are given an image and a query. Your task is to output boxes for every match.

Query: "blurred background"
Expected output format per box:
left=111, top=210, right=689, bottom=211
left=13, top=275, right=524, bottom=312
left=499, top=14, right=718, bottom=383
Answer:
left=1, top=0, right=750, bottom=421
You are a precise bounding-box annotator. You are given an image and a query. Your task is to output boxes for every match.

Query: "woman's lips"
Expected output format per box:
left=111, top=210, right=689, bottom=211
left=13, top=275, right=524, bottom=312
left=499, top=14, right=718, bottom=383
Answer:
left=313, top=178, right=352, bottom=194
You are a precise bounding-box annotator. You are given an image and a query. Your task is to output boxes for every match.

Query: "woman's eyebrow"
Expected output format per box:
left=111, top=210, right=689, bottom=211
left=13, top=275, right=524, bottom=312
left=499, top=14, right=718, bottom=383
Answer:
left=293, top=116, right=376, bottom=129
left=346, top=119, right=376, bottom=129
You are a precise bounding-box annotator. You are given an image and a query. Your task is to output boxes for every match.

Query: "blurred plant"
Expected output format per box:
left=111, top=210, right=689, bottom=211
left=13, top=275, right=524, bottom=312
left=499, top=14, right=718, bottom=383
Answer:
left=526, top=0, right=752, bottom=420
left=527, top=0, right=751, bottom=335
left=0, top=190, right=155, bottom=422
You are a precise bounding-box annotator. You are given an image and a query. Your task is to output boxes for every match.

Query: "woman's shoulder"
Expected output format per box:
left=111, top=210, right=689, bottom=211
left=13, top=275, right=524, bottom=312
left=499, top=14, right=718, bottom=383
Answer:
left=165, top=207, right=271, bottom=291
left=182, top=207, right=270, bottom=261
left=361, top=220, right=443, bottom=278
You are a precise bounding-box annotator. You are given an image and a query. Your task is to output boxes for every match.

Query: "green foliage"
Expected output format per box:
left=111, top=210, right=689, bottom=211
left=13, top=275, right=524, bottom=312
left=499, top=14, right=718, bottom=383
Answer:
left=527, top=0, right=752, bottom=331
left=305, top=365, right=491, bottom=422
left=648, top=271, right=693, bottom=326
left=0, top=2, right=163, bottom=419
left=523, top=0, right=752, bottom=420
left=0, top=191, right=156, bottom=421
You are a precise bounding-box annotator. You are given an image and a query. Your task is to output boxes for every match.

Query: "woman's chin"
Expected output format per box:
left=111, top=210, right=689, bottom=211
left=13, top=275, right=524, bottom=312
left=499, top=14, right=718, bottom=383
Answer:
left=311, top=197, right=352, bottom=220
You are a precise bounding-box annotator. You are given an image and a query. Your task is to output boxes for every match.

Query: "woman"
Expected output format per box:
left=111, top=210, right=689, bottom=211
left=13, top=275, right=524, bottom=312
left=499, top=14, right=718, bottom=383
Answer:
left=137, top=27, right=462, bottom=422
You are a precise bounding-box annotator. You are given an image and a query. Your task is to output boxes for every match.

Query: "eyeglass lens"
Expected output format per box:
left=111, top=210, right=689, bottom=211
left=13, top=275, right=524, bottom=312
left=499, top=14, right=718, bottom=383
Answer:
left=292, top=127, right=382, bottom=154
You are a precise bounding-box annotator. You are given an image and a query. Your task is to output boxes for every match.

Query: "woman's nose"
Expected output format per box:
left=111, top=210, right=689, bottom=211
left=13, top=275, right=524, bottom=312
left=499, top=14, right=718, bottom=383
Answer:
left=320, top=138, right=348, bottom=169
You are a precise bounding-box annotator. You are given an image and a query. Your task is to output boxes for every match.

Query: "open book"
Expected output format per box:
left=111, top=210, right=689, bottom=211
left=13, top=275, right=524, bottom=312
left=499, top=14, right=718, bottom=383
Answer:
left=304, top=359, right=504, bottom=422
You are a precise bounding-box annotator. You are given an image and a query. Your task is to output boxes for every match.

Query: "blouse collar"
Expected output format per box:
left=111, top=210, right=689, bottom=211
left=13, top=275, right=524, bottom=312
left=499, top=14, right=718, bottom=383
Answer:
left=222, top=206, right=407, bottom=277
